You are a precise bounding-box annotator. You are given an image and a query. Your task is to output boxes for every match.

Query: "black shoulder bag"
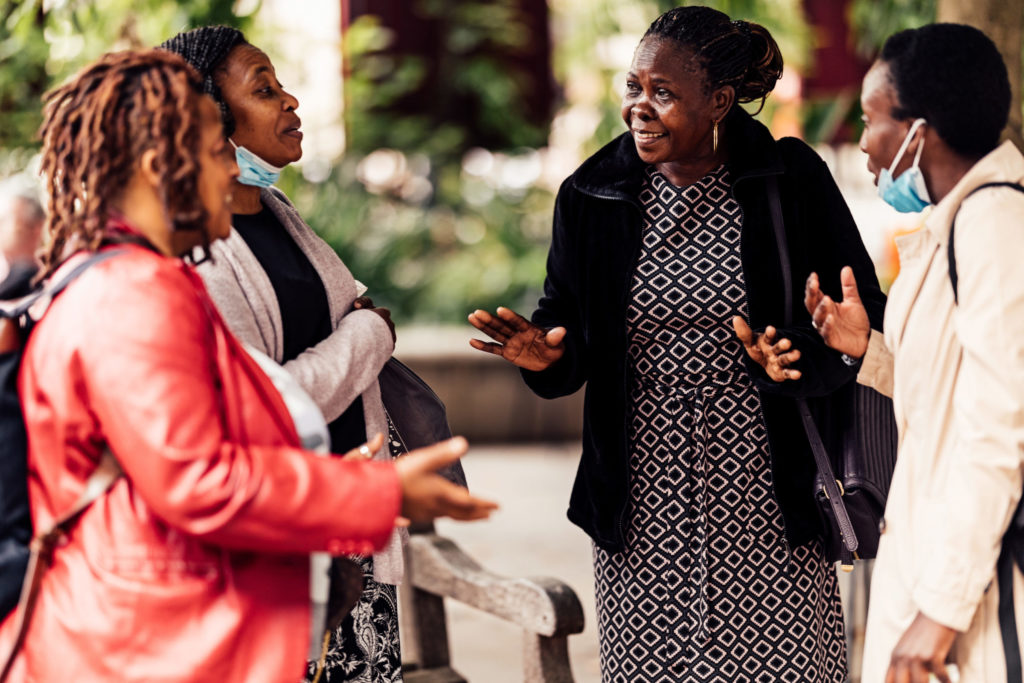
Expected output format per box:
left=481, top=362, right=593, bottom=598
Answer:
left=765, top=176, right=898, bottom=571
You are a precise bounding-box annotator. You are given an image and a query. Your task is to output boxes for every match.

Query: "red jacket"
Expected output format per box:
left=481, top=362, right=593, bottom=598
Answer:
left=2, top=245, right=401, bottom=681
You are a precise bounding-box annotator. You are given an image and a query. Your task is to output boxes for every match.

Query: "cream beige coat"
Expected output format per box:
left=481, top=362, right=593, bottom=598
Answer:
left=858, top=141, right=1024, bottom=682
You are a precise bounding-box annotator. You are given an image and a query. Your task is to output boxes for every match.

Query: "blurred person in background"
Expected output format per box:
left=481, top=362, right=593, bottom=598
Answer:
left=469, top=5, right=885, bottom=682
left=0, top=177, right=45, bottom=299
left=1, top=47, right=495, bottom=683
left=160, top=26, right=410, bottom=683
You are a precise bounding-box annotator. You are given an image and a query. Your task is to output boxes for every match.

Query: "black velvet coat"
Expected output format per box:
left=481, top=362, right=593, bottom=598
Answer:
left=522, top=108, right=887, bottom=553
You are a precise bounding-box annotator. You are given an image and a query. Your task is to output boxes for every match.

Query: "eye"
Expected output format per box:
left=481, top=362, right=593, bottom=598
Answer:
left=625, top=81, right=640, bottom=95
left=655, top=88, right=672, bottom=100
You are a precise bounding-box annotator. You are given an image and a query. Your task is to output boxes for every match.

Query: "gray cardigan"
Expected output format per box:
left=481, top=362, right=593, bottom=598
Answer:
left=197, top=187, right=404, bottom=584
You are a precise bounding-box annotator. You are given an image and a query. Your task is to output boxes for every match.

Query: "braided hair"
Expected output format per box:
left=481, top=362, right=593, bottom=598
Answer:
left=644, top=6, right=783, bottom=114
left=160, top=26, right=248, bottom=137
left=37, top=49, right=208, bottom=277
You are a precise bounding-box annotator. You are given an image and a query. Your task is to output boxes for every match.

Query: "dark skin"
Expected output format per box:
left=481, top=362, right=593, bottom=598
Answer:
left=756, top=59, right=987, bottom=680
left=470, top=38, right=748, bottom=367
left=213, top=44, right=395, bottom=338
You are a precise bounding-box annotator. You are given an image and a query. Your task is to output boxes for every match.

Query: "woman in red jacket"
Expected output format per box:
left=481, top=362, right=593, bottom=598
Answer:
left=2, top=49, right=495, bottom=682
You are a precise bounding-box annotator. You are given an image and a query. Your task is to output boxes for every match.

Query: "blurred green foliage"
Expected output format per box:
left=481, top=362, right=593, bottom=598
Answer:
left=0, top=0, right=255, bottom=154
left=0, top=0, right=943, bottom=323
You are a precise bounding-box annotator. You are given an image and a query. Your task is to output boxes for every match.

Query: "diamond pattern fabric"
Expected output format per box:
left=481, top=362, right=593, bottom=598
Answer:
left=592, top=166, right=846, bottom=682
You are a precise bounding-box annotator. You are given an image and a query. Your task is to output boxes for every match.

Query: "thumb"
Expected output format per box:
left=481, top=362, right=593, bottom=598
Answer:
left=840, top=266, right=862, bottom=305
left=732, top=316, right=753, bottom=345
left=545, top=326, right=567, bottom=348
left=409, top=437, right=469, bottom=475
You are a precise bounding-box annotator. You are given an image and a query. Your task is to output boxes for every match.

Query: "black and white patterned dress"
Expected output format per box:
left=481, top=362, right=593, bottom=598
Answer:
left=592, top=166, right=846, bottom=683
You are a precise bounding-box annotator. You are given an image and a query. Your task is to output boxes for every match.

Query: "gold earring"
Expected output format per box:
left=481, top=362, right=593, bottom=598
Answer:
left=713, top=120, right=719, bottom=153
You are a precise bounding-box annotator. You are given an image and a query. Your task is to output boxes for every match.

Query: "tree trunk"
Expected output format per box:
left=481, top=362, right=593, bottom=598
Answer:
left=937, top=0, right=1024, bottom=149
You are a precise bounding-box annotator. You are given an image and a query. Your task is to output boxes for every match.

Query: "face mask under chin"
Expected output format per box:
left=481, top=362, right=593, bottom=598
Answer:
left=877, top=118, right=931, bottom=213
left=230, top=139, right=284, bottom=188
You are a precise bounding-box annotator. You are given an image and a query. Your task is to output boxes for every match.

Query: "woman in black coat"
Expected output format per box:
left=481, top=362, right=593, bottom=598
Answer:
left=470, top=6, right=885, bottom=682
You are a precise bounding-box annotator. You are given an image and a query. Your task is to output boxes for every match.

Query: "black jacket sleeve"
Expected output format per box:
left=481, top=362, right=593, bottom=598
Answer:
left=521, top=178, right=589, bottom=399
left=745, top=140, right=887, bottom=397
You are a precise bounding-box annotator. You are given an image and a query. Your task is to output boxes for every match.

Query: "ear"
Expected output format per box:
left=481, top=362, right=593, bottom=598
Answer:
left=137, top=148, right=161, bottom=189
left=711, top=85, right=736, bottom=123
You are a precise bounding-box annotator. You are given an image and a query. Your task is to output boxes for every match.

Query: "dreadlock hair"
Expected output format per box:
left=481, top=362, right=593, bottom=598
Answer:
left=37, top=49, right=209, bottom=278
left=159, top=26, right=248, bottom=137
left=644, top=5, right=783, bottom=115
left=881, top=24, right=1010, bottom=159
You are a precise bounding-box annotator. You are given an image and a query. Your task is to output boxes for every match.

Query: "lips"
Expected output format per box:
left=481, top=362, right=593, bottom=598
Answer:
left=632, top=129, right=666, bottom=142
left=281, top=115, right=303, bottom=141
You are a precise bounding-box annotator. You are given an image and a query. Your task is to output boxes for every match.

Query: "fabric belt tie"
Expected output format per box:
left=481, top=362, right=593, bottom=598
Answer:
left=637, top=368, right=748, bottom=647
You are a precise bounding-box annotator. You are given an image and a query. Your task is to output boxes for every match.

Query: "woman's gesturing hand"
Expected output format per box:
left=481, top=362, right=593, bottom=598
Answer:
left=805, top=267, right=870, bottom=359
left=467, top=307, right=566, bottom=371
left=394, top=437, right=498, bottom=522
left=733, top=317, right=802, bottom=382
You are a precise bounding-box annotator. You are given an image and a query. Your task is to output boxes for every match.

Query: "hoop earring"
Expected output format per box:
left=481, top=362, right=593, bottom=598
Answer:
left=713, top=120, right=719, bottom=153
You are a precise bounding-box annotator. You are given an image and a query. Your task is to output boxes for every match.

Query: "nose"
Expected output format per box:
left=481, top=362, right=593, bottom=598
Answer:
left=282, top=89, right=299, bottom=111
left=857, top=129, right=868, bottom=154
left=631, top=98, right=654, bottom=122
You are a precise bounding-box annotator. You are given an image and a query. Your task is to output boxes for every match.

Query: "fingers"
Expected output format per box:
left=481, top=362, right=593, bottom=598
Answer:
left=495, top=306, right=536, bottom=333
left=432, top=482, right=499, bottom=521
left=804, top=272, right=824, bottom=315
left=932, top=662, right=952, bottom=683
left=341, top=432, right=385, bottom=460
left=394, top=516, right=411, bottom=528
left=468, top=338, right=507, bottom=356
left=468, top=309, right=517, bottom=342
left=352, top=296, right=374, bottom=310
left=840, top=266, right=862, bottom=304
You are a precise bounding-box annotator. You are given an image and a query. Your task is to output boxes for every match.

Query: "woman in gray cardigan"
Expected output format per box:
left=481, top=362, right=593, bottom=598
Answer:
left=163, top=27, right=405, bottom=683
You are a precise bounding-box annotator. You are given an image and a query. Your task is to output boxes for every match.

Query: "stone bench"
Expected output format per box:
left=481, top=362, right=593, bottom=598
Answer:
left=400, top=522, right=585, bottom=682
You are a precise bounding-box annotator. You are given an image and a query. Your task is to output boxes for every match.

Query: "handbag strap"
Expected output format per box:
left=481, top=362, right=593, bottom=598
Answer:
left=0, top=449, right=121, bottom=682
left=765, top=175, right=859, bottom=564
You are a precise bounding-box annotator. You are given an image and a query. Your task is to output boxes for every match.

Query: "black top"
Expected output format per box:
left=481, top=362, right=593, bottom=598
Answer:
left=234, top=207, right=366, bottom=453
left=522, top=108, right=888, bottom=552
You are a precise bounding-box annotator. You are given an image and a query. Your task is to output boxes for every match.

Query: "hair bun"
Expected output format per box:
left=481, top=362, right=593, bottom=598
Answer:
left=735, top=21, right=783, bottom=106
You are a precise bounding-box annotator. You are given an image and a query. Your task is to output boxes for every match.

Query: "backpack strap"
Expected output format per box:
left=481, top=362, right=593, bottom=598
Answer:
left=948, top=182, right=1024, bottom=303
left=0, top=249, right=125, bottom=683
left=2, top=249, right=124, bottom=321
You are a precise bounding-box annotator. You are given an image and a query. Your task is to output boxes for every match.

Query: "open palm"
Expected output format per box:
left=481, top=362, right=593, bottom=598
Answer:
left=467, top=307, right=565, bottom=371
left=805, top=267, right=871, bottom=358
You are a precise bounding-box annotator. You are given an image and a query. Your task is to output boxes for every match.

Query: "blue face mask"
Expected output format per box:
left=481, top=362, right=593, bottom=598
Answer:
left=877, top=118, right=931, bottom=213
left=231, top=140, right=284, bottom=188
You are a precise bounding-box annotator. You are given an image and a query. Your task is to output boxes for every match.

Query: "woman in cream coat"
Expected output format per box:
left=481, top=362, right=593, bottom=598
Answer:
left=797, top=25, right=1024, bottom=682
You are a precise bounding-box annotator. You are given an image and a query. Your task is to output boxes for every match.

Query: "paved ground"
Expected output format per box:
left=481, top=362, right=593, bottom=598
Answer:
left=427, top=441, right=602, bottom=683
left=418, top=442, right=877, bottom=683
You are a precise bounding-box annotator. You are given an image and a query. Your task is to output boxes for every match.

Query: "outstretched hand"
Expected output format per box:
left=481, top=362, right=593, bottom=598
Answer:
left=805, top=267, right=870, bottom=359
left=394, top=437, right=498, bottom=523
left=733, top=316, right=801, bottom=382
left=467, top=307, right=565, bottom=372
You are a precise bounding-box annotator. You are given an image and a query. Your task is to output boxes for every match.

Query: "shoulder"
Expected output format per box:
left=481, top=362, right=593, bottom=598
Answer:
left=42, top=247, right=206, bottom=348
left=775, top=137, right=829, bottom=174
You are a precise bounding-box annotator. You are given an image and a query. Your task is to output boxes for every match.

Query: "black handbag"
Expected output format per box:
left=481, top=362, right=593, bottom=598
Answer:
left=766, top=176, right=898, bottom=570
left=378, top=357, right=467, bottom=488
